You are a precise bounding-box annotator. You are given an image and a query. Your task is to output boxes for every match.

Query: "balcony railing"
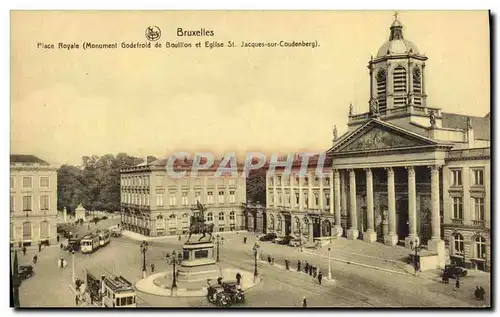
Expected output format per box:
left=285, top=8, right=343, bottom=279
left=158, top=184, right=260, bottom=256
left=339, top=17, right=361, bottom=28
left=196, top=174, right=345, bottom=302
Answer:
left=472, top=220, right=486, bottom=227
left=451, top=218, right=463, bottom=225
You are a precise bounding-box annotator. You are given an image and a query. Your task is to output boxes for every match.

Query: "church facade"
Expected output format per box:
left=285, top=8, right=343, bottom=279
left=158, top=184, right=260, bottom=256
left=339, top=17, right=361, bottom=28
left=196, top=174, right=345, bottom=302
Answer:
left=264, top=16, right=490, bottom=271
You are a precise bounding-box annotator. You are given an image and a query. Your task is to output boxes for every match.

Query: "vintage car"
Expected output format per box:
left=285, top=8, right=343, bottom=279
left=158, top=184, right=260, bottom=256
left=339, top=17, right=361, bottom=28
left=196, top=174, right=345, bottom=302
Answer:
left=274, top=236, right=292, bottom=245
left=207, top=285, right=232, bottom=307
left=259, top=233, right=277, bottom=242
left=288, top=238, right=302, bottom=247
left=110, top=228, right=122, bottom=237
left=442, top=265, right=468, bottom=278
left=18, top=265, right=34, bottom=281
left=221, top=281, right=245, bottom=303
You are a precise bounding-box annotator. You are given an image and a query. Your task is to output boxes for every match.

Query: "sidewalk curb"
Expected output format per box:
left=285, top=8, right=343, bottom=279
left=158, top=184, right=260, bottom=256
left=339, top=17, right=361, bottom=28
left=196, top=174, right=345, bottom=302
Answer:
left=303, top=250, right=410, bottom=276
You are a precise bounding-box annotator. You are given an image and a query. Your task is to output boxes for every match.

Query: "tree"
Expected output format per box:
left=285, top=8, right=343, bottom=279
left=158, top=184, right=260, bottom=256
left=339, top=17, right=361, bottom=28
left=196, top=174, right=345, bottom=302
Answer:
left=57, top=165, right=86, bottom=213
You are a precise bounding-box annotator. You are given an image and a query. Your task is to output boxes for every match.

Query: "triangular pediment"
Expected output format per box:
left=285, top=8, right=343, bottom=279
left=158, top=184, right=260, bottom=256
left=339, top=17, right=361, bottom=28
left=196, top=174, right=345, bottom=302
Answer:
left=329, top=119, right=437, bottom=154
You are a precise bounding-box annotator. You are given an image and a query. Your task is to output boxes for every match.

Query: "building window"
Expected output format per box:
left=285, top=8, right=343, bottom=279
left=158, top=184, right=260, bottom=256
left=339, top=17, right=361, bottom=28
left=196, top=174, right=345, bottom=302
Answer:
left=40, top=195, right=49, bottom=211
left=229, top=191, right=235, bottom=203
left=268, top=177, right=273, bottom=186
left=314, top=193, right=319, bottom=207
left=393, top=66, right=407, bottom=93
left=304, top=177, right=308, bottom=186
left=475, top=236, right=486, bottom=259
left=207, top=212, right=213, bottom=222
left=40, top=177, right=50, bottom=188
left=452, top=197, right=463, bottom=220
left=451, top=169, right=462, bottom=186
left=277, top=176, right=281, bottom=186
left=228, top=179, right=236, bottom=186
left=218, top=191, right=224, bottom=204
left=10, top=195, right=14, bottom=212
left=182, top=213, right=189, bottom=227
left=325, top=193, right=330, bottom=208
left=453, top=233, right=464, bottom=256
left=22, top=176, right=33, bottom=189
left=304, top=193, right=309, bottom=208
left=146, top=195, right=150, bottom=206
left=22, top=195, right=32, bottom=211
left=167, top=193, right=174, bottom=206
left=182, top=192, right=189, bottom=206
left=195, top=191, right=201, bottom=203
left=207, top=192, right=214, bottom=204
left=194, top=178, right=201, bottom=186
left=10, top=176, right=14, bottom=189
left=229, top=211, right=235, bottom=221
left=217, top=178, right=225, bottom=186
left=473, top=197, right=485, bottom=221
left=218, top=212, right=225, bottom=222
left=472, top=169, right=484, bottom=186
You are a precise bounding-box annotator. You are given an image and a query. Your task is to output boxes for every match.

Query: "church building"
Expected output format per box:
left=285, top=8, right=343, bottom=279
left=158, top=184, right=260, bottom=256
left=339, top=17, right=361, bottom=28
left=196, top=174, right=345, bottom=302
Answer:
left=264, top=15, right=490, bottom=272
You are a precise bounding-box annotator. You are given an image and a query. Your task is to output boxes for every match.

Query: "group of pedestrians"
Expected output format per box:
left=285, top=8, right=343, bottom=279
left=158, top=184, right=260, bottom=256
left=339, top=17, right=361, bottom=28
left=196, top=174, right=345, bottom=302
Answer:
left=264, top=254, right=324, bottom=285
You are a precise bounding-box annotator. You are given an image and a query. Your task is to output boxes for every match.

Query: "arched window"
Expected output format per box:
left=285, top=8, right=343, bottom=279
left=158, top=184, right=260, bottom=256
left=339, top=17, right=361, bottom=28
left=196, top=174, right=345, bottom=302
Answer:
left=207, top=212, right=213, bottom=222
left=218, top=212, right=225, bottom=222
left=182, top=213, right=189, bottom=226
left=474, top=236, right=486, bottom=259
left=376, top=69, right=387, bottom=112
left=453, top=233, right=464, bottom=256
left=393, top=66, right=407, bottom=106
left=413, top=67, right=422, bottom=105
left=168, top=214, right=176, bottom=228
left=157, top=214, right=163, bottom=220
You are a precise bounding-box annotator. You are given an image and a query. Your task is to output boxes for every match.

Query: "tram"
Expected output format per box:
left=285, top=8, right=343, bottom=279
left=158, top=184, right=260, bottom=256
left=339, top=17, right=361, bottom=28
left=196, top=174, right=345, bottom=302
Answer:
left=80, top=233, right=100, bottom=254
left=86, top=267, right=137, bottom=308
left=98, top=229, right=111, bottom=247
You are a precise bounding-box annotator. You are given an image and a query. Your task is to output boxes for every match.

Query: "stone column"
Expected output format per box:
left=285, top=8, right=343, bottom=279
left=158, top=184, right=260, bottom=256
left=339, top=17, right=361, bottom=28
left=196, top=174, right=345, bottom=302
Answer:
left=363, top=168, right=377, bottom=243
left=333, top=170, right=342, bottom=237
left=428, top=165, right=445, bottom=268
left=298, top=176, right=303, bottom=211
left=340, top=171, right=347, bottom=215
left=273, top=175, right=278, bottom=208
left=384, top=167, right=398, bottom=246
left=308, top=172, right=313, bottom=210
left=329, top=171, right=334, bottom=215
left=405, top=166, right=419, bottom=248
left=347, top=169, right=359, bottom=240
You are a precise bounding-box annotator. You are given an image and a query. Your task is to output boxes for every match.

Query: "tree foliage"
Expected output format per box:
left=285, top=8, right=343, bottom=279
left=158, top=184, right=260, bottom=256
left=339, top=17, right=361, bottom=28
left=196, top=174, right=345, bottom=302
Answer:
left=57, top=154, right=156, bottom=213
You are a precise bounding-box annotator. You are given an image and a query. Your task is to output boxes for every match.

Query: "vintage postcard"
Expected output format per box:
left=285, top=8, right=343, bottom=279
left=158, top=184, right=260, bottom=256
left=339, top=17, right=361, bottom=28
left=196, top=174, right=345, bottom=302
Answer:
left=10, top=10, right=491, bottom=308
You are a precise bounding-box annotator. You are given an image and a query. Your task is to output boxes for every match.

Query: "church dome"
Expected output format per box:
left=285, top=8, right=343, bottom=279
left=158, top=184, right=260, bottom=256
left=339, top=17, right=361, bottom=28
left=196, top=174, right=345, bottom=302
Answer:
left=377, top=39, right=419, bottom=57
left=376, top=17, right=419, bottom=57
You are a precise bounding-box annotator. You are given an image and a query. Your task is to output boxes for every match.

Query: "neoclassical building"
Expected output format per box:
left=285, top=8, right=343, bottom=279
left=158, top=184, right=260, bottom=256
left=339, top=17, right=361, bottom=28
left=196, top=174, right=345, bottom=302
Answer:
left=10, top=155, right=58, bottom=246
left=120, top=158, right=246, bottom=236
left=265, top=16, right=490, bottom=271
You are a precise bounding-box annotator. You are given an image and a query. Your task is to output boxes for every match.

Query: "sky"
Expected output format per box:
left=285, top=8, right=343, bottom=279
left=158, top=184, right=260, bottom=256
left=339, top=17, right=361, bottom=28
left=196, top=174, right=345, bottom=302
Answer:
left=10, top=10, right=490, bottom=166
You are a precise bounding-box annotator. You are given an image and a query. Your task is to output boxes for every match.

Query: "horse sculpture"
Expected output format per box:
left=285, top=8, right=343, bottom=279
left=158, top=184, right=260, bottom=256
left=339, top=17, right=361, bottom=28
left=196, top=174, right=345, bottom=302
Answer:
left=187, top=221, right=215, bottom=242
left=186, top=201, right=214, bottom=243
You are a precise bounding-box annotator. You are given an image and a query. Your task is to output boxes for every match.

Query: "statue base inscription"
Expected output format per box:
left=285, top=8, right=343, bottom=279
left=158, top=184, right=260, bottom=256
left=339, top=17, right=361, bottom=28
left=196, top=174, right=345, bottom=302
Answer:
left=177, top=241, right=221, bottom=283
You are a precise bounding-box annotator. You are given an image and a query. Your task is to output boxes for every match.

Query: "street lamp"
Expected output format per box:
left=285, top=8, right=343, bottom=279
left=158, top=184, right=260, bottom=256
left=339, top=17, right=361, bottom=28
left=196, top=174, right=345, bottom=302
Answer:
left=165, top=251, right=182, bottom=289
left=71, top=250, right=75, bottom=284
left=327, top=247, right=332, bottom=280
left=216, top=234, right=220, bottom=262
left=140, top=240, right=148, bottom=279
left=409, top=238, right=423, bottom=276
left=252, top=242, right=259, bottom=282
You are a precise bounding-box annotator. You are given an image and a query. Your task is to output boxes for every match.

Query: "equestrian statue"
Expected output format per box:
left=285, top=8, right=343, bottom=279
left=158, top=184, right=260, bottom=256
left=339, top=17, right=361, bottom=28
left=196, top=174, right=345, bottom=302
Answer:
left=186, top=201, right=215, bottom=243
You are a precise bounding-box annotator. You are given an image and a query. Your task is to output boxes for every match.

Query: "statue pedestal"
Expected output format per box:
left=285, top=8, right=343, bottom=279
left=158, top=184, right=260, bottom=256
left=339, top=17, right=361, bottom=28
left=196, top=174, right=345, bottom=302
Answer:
left=177, top=241, right=221, bottom=283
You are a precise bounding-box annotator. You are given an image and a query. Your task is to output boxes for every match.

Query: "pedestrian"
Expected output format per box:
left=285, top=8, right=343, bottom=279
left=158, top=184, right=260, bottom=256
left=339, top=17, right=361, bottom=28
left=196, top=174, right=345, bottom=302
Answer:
left=285, top=258, right=290, bottom=270
left=297, top=260, right=301, bottom=272
left=479, top=286, right=485, bottom=300
left=260, top=250, right=264, bottom=261
left=454, top=277, right=460, bottom=290
left=22, top=246, right=27, bottom=256
left=302, top=296, right=307, bottom=307
left=178, top=235, right=181, bottom=241
left=268, top=255, right=272, bottom=264
left=236, top=272, right=242, bottom=285
left=217, top=277, right=223, bottom=285
left=57, top=235, right=60, bottom=243
left=313, top=267, right=317, bottom=278
left=221, top=237, right=224, bottom=245
left=474, top=286, right=481, bottom=300
left=60, top=258, right=64, bottom=269
left=244, top=236, right=247, bottom=244
left=75, top=295, right=79, bottom=306
left=33, top=254, right=38, bottom=265
left=271, top=257, right=275, bottom=265
left=38, top=243, right=42, bottom=252
left=309, top=265, right=313, bottom=276
left=151, top=263, right=155, bottom=273
left=305, top=262, right=309, bottom=273
left=318, top=271, right=323, bottom=285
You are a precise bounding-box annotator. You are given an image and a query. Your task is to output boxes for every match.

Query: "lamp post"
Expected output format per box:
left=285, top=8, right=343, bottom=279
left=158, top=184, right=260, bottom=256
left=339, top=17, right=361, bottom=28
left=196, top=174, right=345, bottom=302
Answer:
left=71, top=250, right=75, bottom=284
left=11, top=248, right=20, bottom=307
left=409, top=238, right=423, bottom=276
left=252, top=242, right=259, bottom=282
left=327, top=247, right=332, bottom=280
left=140, top=240, right=148, bottom=279
left=216, top=234, right=220, bottom=262
left=165, top=251, right=182, bottom=289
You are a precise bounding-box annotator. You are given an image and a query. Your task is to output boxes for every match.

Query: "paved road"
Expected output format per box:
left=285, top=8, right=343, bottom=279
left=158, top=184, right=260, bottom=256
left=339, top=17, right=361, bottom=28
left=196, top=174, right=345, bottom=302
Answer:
left=16, top=231, right=491, bottom=308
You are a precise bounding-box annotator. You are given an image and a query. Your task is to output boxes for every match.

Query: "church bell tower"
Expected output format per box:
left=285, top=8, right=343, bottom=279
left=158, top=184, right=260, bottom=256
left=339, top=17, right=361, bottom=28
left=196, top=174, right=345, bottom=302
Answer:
left=368, top=13, right=428, bottom=115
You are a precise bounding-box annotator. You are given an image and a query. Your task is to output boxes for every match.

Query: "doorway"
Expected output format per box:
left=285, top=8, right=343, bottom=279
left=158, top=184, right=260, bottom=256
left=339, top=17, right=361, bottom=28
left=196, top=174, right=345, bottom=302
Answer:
left=397, top=198, right=409, bottom=240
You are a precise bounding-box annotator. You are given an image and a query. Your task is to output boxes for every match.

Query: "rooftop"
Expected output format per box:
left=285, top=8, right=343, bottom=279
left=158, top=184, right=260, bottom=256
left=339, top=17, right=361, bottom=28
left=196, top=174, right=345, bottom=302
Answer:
left=10, top=154, right=50, bottom=166
left=441, top=112, right=490, bottom=140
